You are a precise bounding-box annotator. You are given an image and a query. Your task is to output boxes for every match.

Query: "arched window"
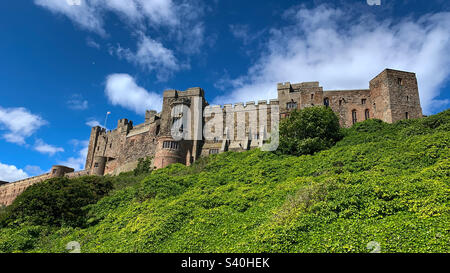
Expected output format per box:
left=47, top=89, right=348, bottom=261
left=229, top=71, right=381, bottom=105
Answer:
left=323, top=97, right=329, bottom=107
left=352, top=110, right=357, bottom=124
left=286, top=101, right=297, bottom=110
left=365, top=109, right=370, bottom=120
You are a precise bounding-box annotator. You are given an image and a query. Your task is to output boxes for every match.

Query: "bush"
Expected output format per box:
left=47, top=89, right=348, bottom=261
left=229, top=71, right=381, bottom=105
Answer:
left=278, top=106, right=342, bottom=156
left=134, top=157, right=153, bottom=176
left=0, top=176, right=113, bottom=228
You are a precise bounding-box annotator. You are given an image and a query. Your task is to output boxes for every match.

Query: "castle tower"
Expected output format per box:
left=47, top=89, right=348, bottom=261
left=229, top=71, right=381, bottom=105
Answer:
left=153, top=87, right=207, bottom=169
left=85, top=126, right=104, bottom=170
left=91, top=156, right=107, bottom=176
left=50, top=165, right=75, bottom=178
left=369, top=69, right=423, bottom=123
left=277, top=81, right=324, bottom=118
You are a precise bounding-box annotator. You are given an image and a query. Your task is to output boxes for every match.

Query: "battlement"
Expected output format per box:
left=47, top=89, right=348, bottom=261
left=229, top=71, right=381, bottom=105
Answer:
left=163, top=87, right=205, bottom=98
left=277, top=81, right=321, bottom=92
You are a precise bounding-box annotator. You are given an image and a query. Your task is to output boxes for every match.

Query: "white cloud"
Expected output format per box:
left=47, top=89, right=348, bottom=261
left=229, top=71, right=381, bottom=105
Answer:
left=34, top=0, right=206, bottom=80
left=215, top=5, right=450, bottom=114
left=34, top=0, right=105, bottom=35
left=0, top=107, right=47, bottom=145
left=115, top=34, right=181, bottom=81
left=105, top=73, right=162, bottom=114
left=58, top=140, right=89, bottom=171
left=0, top=162, right=29, bottom=182
left=34, top=139, right=64, bottom=156
left=67, top=94, right=89, bottom=110
left=85, top=119, right=102, bottom=128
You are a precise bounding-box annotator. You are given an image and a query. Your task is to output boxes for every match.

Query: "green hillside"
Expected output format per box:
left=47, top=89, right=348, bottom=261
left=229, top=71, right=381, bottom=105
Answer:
left=0, top=110, right=449, bottom=253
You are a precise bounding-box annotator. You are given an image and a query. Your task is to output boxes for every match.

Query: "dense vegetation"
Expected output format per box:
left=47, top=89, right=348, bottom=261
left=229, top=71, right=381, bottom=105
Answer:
left=0, top=110, right=448, bottom=253
left=0, top=176, right=113, bottom=227
left=279, top=106, right=342, bottom=156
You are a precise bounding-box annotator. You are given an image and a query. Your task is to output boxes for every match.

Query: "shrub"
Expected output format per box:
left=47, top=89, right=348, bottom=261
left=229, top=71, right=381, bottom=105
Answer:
left=134, top=156, right=153, bottom=176
left=0, top=176, right=113, bottom=228
left=278, top=106, right=341, bottom=156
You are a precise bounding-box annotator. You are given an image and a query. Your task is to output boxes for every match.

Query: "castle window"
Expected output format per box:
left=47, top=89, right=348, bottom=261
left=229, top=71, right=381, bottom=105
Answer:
left=213, top=137, right=220, bottom=143
left=323, top=97, right=329, bottom=107
left=94, top=163, right=99, bottom=168
left=365, top=109, right=370, bottom=120
left=352, top=110, right=357, bottom=124
left=209, top=149, right=219, bottom=154
left=361, top=99, right=366, bottom=105
left=286, top=101, right=297, bottom=109
left=405, top=112, right=409, bottom=119
left=163, top=141, right=179, bottom=150
left=109, top=143, right=112, bottom=148
left=339, top=100, right=342, bottom=106
left=398, top=78, right=403, bottom=85
left=406, top=96, right=409, bottom=102
left=311, top=94, right=314, bottom=100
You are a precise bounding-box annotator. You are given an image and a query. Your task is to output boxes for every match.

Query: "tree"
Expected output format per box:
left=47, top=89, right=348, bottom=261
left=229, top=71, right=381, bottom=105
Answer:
left=278, top=106, right=341, bottom=156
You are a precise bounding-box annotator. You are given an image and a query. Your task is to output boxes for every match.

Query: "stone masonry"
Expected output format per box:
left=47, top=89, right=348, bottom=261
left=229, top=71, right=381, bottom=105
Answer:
left=0, top=68, right=423, bottom=206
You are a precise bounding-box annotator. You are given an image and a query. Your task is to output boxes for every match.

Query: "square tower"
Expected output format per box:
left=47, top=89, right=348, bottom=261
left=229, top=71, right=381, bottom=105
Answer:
left=369, top=69, right=423, bottom=123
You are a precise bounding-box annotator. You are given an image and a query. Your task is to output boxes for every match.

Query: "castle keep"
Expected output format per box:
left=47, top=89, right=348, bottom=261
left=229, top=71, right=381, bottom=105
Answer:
left=0, top=68, right=423, bottom=206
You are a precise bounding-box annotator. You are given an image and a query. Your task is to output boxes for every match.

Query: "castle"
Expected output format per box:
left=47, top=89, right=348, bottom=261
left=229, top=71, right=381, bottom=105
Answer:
left=0, top=69, right=423, bottom=206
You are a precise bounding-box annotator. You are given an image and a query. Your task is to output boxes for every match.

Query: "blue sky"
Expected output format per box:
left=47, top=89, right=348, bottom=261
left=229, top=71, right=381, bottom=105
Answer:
left=0, top=0, right=449, bottom=181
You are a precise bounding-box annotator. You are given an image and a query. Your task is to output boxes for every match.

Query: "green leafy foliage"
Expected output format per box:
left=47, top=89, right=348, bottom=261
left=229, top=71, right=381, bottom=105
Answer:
left=134, top=156, right=153, bottom=176
left=0, top=110, right=449, bottom=253
left=279, top=106, right=342, bottom=156
left=0, top=176, right=113, bottom=228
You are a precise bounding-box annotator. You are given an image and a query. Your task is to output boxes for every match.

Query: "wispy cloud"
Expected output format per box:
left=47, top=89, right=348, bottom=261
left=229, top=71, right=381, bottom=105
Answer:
left=0, top=106, right=47, bottom=145
left=34, top=0, right=207, bottom=80
left=24, top=165, right=45, bottom=176
left=229, top=24, right=266, bottom=46
left=115, top=33, right=182, bottom=82
left=85, top=119, right=102, bottom=128
left=58, top=139, right=89, bottom=171
left=67, top=94, right=89, bottom=110
left=105, top=73, right=162, bottom=114
left=215, top=5, right=450, bottom=114
left=0, top=162, right=29, bottom=182
left=34, top=139, right=64, bottom=156
left=86, top=37, right=100, bottom=49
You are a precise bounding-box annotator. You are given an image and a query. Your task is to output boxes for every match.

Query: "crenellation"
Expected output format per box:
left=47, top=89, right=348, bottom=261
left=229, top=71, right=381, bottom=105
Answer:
left=0, top=68, right=423, bottom=207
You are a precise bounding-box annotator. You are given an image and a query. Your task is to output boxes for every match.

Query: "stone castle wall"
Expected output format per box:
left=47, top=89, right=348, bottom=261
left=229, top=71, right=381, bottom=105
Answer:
left=0, top=68, right=423, bottom=207
left=85, top=68, right=423, bottom=175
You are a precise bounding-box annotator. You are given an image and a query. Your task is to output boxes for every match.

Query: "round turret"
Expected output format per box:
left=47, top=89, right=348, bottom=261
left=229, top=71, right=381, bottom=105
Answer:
left=91, top=156, right=107, bottom=175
